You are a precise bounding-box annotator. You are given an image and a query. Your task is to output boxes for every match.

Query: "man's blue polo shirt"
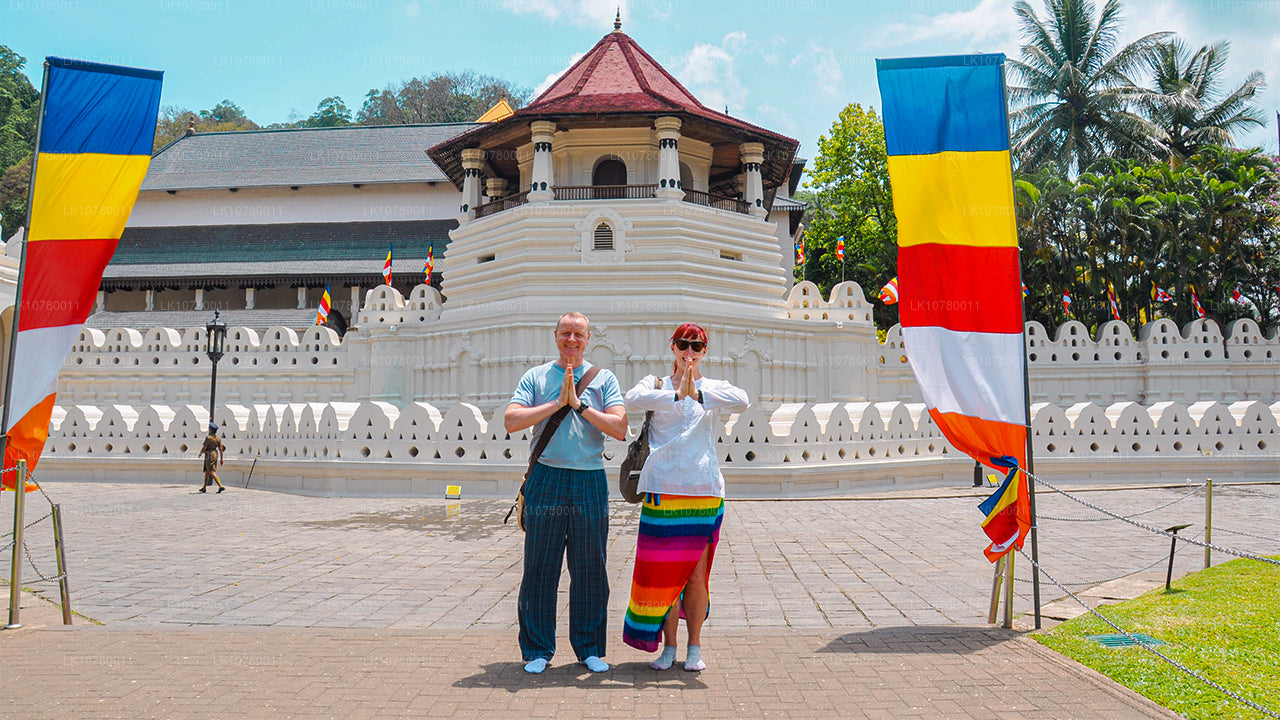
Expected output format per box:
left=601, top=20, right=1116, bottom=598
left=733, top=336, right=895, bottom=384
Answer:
left=510, top=360, right=624, bottom=471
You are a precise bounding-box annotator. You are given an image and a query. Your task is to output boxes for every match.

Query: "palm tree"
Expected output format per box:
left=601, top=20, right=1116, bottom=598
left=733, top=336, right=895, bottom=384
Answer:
left=1008, top=0, right=1171, bottom=174
left=1138, top=39, right=1266, bottom=163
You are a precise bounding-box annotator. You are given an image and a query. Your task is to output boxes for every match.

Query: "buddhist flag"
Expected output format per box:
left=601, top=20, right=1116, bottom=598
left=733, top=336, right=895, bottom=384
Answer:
left=1107, top=283, right=1122, bottom=321
left=316, top=285, right=331, bottom=325
left=382, top=243, right=393, bottom=285
left=796, top=235, right=806, bottom=265
left=2, top=58, right=162, bottom=490
left=1190, top=285, right=1206, bottom=318
left=879, top=276, right=899, bottom=305
left=836, top=236, right=845, bottom=261
left=424, top=246, right=434, bottom=276
left=1062, top=289, right=1072, bottom=316
left=878, top=54, right=1029, bottom=561
left=1231, top=287, right=1243, bottom=303
left=1153, top=283, right=1173, bottom=303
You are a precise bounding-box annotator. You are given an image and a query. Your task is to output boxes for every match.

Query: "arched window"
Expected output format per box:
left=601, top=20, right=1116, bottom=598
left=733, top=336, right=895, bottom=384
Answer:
left=593, top=222, right=614, bottom=251
left=592, top=158, right=626, bottom=199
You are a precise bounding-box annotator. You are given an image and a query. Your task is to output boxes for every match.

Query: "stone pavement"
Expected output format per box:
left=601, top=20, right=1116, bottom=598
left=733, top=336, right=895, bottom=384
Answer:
left=0, top=478, right=1276, bottom=718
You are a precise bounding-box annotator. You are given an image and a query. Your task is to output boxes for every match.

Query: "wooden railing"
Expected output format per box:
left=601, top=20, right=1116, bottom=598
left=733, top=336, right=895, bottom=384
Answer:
left=474, top=185, right=750, bottom=219
left=682, top=188, right=750, bottom=214
left=552, top=184, right=659, bottom=201
left=474, top=190, right=529, bottom=219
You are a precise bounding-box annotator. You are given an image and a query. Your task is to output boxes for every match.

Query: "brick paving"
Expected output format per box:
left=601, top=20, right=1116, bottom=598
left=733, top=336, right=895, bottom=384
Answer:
left=1, top=478, right=1276, bottom=718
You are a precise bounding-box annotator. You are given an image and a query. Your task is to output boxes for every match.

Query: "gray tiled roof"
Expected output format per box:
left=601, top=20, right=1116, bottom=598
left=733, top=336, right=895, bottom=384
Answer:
left=111, top=220, right=454, bottom=271
left=771, top=195, right=807, bottom=212
left=143, top=124, right=481, bottom=191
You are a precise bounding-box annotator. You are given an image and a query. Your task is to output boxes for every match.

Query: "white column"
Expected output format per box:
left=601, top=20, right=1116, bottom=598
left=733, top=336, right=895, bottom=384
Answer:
left=485, top=177, right=508, bottom=203
left=529, top=121, right=556, bottom=203
left=145, top=288, right=155, bottom=311
left=96, top=290, right=105, bottom=313
left=350, top=285, right=360, bottom=319
left=459, top=148, right=484, bottom=223
left=654, top=116, right=683, bottom=201
left=740, top=142, right=766, bottom=218
left=245, top=287, right=255, bottom=309
left=297, top=286, right=307, bottom=309
left=194, top=288, right=204, bottom=311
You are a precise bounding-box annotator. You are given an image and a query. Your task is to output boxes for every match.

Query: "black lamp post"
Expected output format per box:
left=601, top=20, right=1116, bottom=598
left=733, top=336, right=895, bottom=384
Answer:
left=205, top=310, right=227, bottom=429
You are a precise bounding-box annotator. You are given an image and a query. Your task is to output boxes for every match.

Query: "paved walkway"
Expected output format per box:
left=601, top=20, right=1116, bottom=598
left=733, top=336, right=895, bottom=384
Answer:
left=1, top=479, right=1276, bottom=718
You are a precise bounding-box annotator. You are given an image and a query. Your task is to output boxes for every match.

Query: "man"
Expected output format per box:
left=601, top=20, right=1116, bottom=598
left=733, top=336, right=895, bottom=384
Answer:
left=505, top=311, right=627, bottom=674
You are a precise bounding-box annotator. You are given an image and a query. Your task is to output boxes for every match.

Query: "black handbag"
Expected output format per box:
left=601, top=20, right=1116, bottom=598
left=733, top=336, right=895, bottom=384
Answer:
left=505, top=366, right=600, bottom=530
left=618, top=376, right=661, bottom=504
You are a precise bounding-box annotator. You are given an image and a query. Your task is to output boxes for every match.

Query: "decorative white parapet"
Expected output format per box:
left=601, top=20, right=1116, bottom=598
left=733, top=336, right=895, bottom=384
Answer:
left=37, top=397, right=1280, bottom=497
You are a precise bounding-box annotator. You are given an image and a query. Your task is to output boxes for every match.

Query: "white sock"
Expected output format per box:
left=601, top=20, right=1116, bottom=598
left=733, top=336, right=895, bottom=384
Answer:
left=524, top=658, right=548, bottom=674
left=684, top=645, right=705, bottom=672
left=583, top=655, right=609, bottom=673
left=650, top=645, right=677, bottom=670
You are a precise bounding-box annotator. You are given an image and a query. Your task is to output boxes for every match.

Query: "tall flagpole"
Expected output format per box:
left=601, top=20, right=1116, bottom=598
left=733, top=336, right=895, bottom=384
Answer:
left=0, top=60, right=50, bottom=476
left=1000, top=59, right=1041, bottom=629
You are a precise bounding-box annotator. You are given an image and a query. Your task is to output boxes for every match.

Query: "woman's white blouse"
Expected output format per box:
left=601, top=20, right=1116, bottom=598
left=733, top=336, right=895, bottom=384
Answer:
left=624, top=374, right=749, bottom=498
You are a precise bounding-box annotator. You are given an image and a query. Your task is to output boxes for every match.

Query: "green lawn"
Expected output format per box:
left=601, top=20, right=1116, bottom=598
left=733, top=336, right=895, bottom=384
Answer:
left=1035, top=556, right=1280, bottom=720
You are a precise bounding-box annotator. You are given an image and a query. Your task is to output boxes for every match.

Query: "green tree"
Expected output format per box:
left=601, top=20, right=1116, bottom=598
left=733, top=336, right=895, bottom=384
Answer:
left=798, top=103, right=898, bottom=326
left=1138, top=39, right=1266, bottom=163
left=1008, top=0, right=1171, bottom=173
left=357, top=71, right=531, bottom=125
left=0, top=46, right=39, bottom=239
left=294, top=96, right=353, bottom=128
left=154, top=100, right=260, bottom=149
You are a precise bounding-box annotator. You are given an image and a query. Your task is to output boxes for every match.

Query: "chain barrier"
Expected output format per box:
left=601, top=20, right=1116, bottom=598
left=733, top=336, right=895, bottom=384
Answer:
left=20, top=538, right=65, bottom=584
left=1019, top=549, right=1280, bottom=720
left=0, top=511, right=52, bottom=541
left=1038, top=482, right=1205, bottom=522
left=1011, top=534, right=1199, bottom=587
left=1214, top=526, right=1280, bottom=545
left=1027, top=470, right=1280, bottom=567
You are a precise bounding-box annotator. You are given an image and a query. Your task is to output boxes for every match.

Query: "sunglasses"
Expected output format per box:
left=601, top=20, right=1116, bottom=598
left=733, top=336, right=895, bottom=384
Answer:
left=673, top=339, right=706, bottom=352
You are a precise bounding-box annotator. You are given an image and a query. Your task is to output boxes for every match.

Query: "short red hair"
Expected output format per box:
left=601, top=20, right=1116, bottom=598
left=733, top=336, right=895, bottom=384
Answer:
left=670, top=323, right=708, bottom=344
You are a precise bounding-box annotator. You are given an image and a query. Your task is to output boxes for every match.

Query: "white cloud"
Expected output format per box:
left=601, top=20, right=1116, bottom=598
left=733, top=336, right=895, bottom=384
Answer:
left=405, top=1, right=419, bottom=17
left=676, top=32, right=749, bottom=114
left=755, top=104, right=801, bottom=139
left=763, top=35, right=787, bottom=66
left=503, top=0, right=625, bottom=28
left=867, top=0, right=1018, bottom=53
left=533, top=52, right=587, bottom=98
left=790, top=41, right=842, bottom=97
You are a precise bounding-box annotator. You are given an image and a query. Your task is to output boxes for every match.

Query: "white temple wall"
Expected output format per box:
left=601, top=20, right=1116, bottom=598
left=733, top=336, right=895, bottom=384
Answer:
left=126, top=183, right=462, bottom=227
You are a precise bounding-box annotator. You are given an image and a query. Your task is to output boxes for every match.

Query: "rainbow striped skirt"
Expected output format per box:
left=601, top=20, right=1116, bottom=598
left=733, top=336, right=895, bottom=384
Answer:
left=622, top=494, right=724, bottom=652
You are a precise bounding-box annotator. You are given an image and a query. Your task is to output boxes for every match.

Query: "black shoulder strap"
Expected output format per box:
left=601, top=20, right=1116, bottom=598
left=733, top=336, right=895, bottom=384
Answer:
left=525, top=366, right=602, bottom=476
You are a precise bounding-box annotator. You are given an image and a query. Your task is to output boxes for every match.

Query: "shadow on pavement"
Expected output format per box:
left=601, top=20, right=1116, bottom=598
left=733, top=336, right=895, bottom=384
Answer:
left=454, top=661, right=709, bottom=693
left=817, top=625, right=1018, bottom=654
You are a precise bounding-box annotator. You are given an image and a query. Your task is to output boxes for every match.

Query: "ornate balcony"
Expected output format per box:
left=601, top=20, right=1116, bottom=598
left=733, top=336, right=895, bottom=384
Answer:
left=471, top=184, right=749, bottom=219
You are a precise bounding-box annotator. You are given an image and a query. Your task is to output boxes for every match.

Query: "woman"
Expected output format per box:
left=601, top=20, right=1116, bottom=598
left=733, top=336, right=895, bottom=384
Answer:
left=622, top=323, right=748, bottom=671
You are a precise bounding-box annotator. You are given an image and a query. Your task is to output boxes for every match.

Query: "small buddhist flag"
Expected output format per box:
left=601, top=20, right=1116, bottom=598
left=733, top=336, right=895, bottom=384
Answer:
left=424, top=246, right=434, bottom=276
left=1062, top=289, right=1072, bottom=317
left=1107, top=283, right=1121, bottom=321
left=1231, top=287, right=1244, bottom=303
left=382, top=243, right=393, bottom=285
left=1190, top=285, right=1205, bottom=318
left=836, top=236, right=845, bottom=261
left=879, top=276, right=899, bottom=305
left=796, top=235, right=806, bottom=265
left=316, top=285, right=331, bottom=325
left=1021, top=282, right=1029, bottom=299
left=1139, top=307, right=1148, bottom=325
left=1153, top=283, right=1173, bottom=302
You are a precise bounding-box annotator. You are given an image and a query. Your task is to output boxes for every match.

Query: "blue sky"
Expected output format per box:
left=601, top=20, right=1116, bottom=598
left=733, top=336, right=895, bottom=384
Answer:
left=6, top=0, right=1279, bottom=165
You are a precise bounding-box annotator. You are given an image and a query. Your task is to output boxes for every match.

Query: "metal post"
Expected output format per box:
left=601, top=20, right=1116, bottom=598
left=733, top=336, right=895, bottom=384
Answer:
left=1002, top=551, right=1015, bottom=629
left=973, top=460, right=982, bottom=487
left=208, top=355, right=219, bottom=428
left=51, top=503, right=71, bottom=625
left=987, top=556, right=1004, bottom=624
left=1165, top=523, right=1191, bottom=591
left=7, top=459, right=28, bottom=628
left=1204, top=478, right=1213, bottom=570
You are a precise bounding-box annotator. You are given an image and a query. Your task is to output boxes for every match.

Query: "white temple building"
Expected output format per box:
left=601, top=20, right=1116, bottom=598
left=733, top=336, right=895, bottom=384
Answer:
left=2, top=22, right=1277, bottom=496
